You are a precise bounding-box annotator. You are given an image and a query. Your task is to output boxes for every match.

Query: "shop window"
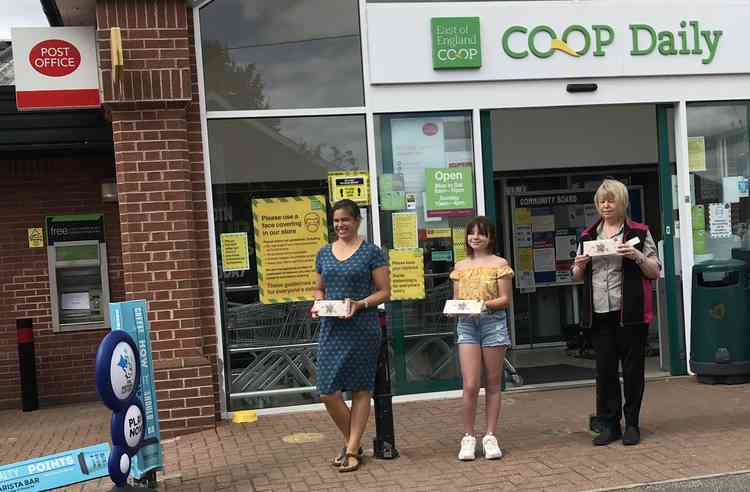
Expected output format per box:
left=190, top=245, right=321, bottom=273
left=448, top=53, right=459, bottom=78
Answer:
left=208, top=115, right=368, bottom=410
left=686, top=103, right=750, bottom=263
left=199, top=0, right=364, bottom=111
left=374, top=112, right=476, bottom=389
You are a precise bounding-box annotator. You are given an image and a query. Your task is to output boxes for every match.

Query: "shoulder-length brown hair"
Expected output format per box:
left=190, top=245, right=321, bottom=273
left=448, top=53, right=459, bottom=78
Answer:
left=464, top=216, right=496, bottom=257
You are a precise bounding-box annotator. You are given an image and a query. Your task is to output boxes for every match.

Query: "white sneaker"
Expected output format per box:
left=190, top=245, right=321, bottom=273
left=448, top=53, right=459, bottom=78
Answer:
left=458, top=435, right=476, bottom=461
left=482, top=434, right=503, bottom=460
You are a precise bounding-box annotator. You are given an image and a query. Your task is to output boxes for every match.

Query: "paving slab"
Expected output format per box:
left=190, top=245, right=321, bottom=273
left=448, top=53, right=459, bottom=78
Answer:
left=2, top=377, right=750, bottom=491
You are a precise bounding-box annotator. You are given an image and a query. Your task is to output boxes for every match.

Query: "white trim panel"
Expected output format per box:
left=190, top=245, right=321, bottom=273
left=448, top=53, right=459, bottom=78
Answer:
left=193, top=8, right=228, bottom=415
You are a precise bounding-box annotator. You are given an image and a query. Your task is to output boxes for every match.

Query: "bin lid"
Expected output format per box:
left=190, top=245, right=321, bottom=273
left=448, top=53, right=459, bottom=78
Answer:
left=693, top=259, right=748, bottom=273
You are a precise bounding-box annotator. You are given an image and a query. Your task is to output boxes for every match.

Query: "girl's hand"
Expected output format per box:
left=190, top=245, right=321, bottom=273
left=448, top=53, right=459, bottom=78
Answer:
left=310, top=303, right=320, bottom=320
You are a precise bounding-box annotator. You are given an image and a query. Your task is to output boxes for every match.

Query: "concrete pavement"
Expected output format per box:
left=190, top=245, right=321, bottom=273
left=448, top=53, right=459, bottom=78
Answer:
left=2, top=377, right=750, bottom=491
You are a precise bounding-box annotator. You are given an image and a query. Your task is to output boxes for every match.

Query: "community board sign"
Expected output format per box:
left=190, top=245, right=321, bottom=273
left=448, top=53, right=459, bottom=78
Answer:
left=11, top=27, right=100, bottom=110
left=367, top=1, right=750, bottom=84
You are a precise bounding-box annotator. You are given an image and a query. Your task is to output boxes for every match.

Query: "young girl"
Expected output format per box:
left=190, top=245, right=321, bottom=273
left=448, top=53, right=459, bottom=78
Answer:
left=449, top=216, right=513, bottom=460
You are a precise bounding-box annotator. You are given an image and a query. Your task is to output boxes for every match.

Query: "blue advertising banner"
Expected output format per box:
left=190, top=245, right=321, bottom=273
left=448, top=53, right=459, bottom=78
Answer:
left=0, top=443, right=110, bottom=491
left=109, top=301, right=163, bottom=479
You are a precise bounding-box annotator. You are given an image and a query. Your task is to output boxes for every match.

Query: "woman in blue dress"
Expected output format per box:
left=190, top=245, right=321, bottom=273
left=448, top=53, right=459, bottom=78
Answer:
left=311, top=199, right=390, bottom=473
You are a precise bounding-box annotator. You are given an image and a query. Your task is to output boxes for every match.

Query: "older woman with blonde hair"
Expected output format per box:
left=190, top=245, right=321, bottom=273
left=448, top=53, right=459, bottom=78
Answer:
left=572, top=179, right=660, bottom=446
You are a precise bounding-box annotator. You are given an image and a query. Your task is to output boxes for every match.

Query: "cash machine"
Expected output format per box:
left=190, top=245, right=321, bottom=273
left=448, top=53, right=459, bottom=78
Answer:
left=46, top=214, right=110, bottom=332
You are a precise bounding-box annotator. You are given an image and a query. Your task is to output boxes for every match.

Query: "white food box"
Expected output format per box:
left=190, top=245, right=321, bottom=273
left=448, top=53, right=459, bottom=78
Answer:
left=443, top=299, right=484, bottom=315
left=583, top=236, right=640, bottom=257
left=313, top=300, right=349, bottom=317
left=583, top=239, right=619, bottom=257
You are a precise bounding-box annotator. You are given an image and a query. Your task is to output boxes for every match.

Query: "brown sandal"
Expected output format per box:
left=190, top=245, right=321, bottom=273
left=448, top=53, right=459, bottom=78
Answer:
left=338, top=453, right=360, bottom=473
left=331, top=447, right=363, bottom=467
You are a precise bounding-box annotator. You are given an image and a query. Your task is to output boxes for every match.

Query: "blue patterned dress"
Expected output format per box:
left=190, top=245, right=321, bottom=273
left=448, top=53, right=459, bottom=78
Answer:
left=315, top=241, right=387, bottom=395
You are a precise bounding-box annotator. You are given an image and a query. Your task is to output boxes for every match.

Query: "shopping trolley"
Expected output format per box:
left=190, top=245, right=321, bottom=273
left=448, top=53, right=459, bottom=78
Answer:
left=226, top=301, right=320, bottom=400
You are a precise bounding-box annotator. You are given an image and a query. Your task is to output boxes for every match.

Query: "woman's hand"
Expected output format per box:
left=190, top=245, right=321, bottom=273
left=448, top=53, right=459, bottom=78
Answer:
left=616, top=243, right=644, bottom=262
left=344, top=298, right=362, bottom=319
left=573, top=254, right=591, bottom=268
left=310, top=302, right=320, bottom=320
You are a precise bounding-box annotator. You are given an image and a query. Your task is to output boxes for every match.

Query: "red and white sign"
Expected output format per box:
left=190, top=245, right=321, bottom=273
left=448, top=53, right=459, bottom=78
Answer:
left=12, top=27, right=100, bottom=110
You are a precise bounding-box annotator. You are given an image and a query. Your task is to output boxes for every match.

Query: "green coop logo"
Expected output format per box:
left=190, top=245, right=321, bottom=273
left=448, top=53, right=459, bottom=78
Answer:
left=431, top=17, right=482, bottom=69
left=709, top=303, right=726, bottom=320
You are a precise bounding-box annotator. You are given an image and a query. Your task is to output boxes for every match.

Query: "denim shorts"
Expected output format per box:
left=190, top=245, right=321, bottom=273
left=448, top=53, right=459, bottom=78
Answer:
left=456, top=311, right=511, bottom=347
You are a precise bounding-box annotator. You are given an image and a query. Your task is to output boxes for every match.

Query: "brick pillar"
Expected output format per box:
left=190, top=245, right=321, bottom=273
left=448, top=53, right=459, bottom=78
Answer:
left=97, top=0, right=217, bottom=438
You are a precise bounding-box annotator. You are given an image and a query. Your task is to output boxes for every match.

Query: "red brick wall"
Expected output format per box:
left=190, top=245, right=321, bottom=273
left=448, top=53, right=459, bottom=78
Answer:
left=97, top=0, right=219, bottom=437
left=0, top=156, right=123, bottom=408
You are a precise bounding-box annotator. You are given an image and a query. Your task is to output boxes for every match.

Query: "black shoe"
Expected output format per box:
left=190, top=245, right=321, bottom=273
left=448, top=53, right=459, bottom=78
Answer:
left=622, top=426, right=641, bottom=446
left=592, top=426, right=622, bottom=446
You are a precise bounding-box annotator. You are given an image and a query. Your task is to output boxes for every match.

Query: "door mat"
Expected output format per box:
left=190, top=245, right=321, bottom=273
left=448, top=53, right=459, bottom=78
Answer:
left=516, top=364, right=596, bottom=385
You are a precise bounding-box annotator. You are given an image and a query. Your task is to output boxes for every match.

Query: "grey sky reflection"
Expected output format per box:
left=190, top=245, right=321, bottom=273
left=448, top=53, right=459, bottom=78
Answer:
left=209, top=116, right=368, bottom=185
left=200, top=0, right=363, bottom=110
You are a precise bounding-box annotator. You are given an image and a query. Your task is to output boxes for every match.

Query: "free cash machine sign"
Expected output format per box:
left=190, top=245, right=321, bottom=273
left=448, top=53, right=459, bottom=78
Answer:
left=11, top=27, right=100, bottom=110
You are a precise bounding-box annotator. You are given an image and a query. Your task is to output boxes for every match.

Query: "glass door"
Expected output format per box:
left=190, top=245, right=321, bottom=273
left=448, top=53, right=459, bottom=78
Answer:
left=375, top=111, right=478, bottom=394
left=685, top=103, right=750, bottom=264
left=657, top=105, right=688, bottom=375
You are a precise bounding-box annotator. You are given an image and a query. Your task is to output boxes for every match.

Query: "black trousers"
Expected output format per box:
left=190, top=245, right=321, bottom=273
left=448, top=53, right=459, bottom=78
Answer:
left=592, top=311, right=648, bottom=428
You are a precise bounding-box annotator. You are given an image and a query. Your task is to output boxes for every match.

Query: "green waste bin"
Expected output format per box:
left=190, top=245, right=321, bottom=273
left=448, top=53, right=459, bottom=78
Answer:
left=690, top=259, right=750, bottom=384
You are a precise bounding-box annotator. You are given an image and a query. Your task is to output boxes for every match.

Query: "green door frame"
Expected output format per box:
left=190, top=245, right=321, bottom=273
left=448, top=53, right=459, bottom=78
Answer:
left=380, top=113, right=464, bottom=395
left=480, top=110, right=496, bottom=224
left=656, top=104, right=688, bottom=375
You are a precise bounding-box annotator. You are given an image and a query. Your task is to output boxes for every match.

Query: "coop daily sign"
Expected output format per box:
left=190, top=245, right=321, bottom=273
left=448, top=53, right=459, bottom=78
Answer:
left=367, top=1, right=748, bottom=84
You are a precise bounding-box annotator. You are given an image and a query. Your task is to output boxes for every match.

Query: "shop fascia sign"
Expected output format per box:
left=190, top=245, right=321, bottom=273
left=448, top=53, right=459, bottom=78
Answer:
left=368, top=3, right=744, bottom=84
left=432, top=18, right=722, bottom=69
left=499, top=21, right=722, bottom=65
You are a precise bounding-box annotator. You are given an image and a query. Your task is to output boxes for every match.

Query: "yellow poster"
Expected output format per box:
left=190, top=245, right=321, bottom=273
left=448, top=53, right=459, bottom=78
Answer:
left=27, top=228, right=44, bottom=248
left=514, top=207, right=532, bottom=225
left=452, top=227, right=466, bottom=263
left=220, top=232, right=250, bottom=272
left=252, top=196, right=328, bottom=304
left=389, top=249, right=425, bottom=301
left=392, top=212, right=418, bottom=249
left=518, top=247, right=534, bottom=271
left=328, top=171, right=370, bottom=206
left=688, top=136, right=706, bottom=172
left=426, top=227, right=451, bottom=239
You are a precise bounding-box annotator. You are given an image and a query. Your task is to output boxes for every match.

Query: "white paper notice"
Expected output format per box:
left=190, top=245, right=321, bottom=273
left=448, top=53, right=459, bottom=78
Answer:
left=568, top=205, right=585, bottom=228
left=723, top=176, right=742, bottom=204
left=531, top=214, right=555, bottom=232
left=514, top=224, right=533, bottom=248
left=708, top=203, right=732, bottom=238
left=584, top=204, right=598, bottom=226
left=533, top=248, right=555, bottom=272
left=62, top=292, right=90, bottom=310
left=555, top=235, right=578, bottom=261
left=517, top=271, right=536, bottom=293
left=391, top=118, right=446, bottom=192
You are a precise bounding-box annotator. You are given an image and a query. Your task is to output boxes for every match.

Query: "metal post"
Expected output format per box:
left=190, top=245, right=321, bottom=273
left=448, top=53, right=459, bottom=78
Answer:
left=373, top=310, right=399, bottom=459
left=17, top=318, right=39, bottom=412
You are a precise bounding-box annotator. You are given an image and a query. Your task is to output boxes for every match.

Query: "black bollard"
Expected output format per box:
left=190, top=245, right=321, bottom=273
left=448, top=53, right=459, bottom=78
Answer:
left=17, top=318, right=39, bottom=412
left=373, top=310, right=399, bottom=459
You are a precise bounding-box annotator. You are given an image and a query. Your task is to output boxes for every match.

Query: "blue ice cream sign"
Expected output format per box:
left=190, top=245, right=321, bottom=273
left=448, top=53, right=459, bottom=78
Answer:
left=109, top=300, right=163, bottom=479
